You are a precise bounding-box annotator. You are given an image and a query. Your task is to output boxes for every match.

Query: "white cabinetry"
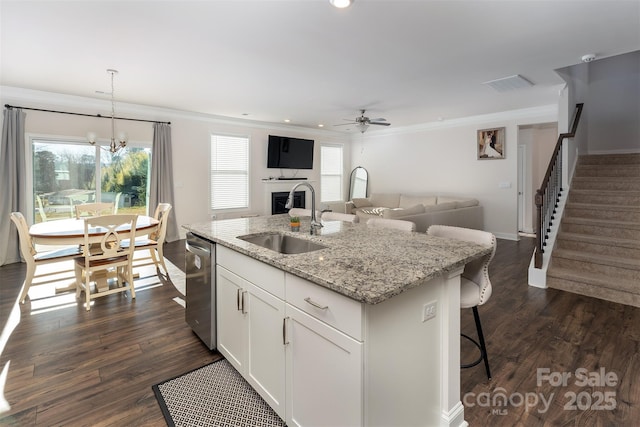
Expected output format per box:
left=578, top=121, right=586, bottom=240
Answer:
left=216, top=247, right=286, bottom=418
left=285, top=304, right=362, bottom=427
left=216, top=245, right=466, bottom=427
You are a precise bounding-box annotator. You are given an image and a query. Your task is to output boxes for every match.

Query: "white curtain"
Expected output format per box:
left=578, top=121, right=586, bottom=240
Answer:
left=0, top=108, right=27, bottom=266
left=150, top=122, right=179, bottom=242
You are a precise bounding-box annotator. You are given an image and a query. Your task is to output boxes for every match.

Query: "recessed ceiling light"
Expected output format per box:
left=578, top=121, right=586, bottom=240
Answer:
left=330, top=0, right=353, bottom=9
left=284, top=119, right=290, bottom=123
left=318, top=124, right=324, bottom=128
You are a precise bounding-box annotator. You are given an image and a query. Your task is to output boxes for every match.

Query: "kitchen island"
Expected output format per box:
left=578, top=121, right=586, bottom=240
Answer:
left=183, top=215, right=492, bottom=427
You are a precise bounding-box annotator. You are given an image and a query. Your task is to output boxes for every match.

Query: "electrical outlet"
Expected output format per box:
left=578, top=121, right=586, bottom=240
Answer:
left=422, top=301, right=437, bottom=322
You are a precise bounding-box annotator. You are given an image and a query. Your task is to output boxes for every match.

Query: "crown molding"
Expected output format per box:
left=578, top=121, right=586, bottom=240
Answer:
left=3, top=86, right=557, bottom=141
left=351, top=104, right=558, bottom=141
left=0, top=86, right=348, bottom=139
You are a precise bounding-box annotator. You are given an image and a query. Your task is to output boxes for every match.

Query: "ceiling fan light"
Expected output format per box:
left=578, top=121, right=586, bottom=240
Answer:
left=330, top=0, right=353, bottom=8
left=356, top=123, right=369, bottom=133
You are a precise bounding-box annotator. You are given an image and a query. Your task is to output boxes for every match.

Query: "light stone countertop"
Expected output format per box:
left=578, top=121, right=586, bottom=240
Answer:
left=182, top=214, right=493, bottom=305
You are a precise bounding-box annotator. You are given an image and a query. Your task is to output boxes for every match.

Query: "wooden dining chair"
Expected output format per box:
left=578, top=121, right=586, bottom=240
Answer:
left=74, top=202, right=115, bottom=219
left=10, top=212, right=82, bottom=303
left=74, top=214, right=138, bottom=311
left=126, top=203, right=173, bottom=277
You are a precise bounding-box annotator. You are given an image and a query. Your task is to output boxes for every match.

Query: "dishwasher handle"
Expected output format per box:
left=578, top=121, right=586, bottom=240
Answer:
left=186, top=236, right=212, bottom=258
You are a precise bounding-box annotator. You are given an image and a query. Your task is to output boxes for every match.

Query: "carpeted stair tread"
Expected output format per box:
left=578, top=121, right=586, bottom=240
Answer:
left=578, top=153, right=640, bottom=165
left=546, top=269, right=640, bottom=308
left=571, top=176, right=640, bottom=191
left=570, top=189, right=640, bottom=197
left=565, top=202, right=640, bottom=213
left=547, top=266, right=639, bottom=295
left=552, top=248, right=640, bottom=270
left=562, top=216, right=640, bottom=230
left=547, top=153, right=640, bottom=307
left=557, top=231, right=640, bottom=250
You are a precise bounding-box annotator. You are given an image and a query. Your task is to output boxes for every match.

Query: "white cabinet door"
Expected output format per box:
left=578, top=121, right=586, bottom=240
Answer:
left=285, top=304, right=363, bottom=427
left=245, top=281, right=286, bottom=419
left=216, top=266, right=248, bottom=372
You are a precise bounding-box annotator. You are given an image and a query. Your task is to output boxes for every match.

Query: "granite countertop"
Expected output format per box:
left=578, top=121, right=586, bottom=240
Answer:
left=182, top=215, right=493, bottom=305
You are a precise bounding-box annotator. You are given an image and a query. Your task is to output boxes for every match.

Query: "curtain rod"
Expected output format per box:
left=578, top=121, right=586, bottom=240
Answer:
left=4, top=104, right=171, bottom=125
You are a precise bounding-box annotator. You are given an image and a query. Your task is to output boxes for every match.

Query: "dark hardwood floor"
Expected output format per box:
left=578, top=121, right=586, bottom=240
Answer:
left=0, top=237, right=638, bottom=426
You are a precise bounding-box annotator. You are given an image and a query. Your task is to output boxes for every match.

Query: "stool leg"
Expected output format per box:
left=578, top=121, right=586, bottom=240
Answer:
left=472, top=306, right=491, bottom=380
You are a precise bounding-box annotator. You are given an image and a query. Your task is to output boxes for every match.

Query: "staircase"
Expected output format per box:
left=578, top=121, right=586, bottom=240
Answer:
left=547, top=153, right=640, bottom=307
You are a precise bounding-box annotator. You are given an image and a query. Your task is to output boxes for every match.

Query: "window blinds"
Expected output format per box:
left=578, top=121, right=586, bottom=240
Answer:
left=211, top=134, right=249, bottom=210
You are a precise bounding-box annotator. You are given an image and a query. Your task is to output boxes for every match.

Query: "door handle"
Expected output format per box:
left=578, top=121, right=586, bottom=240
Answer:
left=283, top=317, right=289, bottom=345
left=240, top=290, right=248, bottom=314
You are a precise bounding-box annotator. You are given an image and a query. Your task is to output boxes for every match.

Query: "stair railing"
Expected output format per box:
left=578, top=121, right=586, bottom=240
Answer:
left=534, top=103, right=584, bottom=268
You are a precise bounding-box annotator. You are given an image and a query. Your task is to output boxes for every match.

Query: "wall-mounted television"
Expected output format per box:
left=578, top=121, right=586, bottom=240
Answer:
left=267, top=135, right=314, bottom=169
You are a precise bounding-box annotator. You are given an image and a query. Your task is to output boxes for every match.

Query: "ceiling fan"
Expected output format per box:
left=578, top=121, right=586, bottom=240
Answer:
left=336, top=109, right=391, bottom=133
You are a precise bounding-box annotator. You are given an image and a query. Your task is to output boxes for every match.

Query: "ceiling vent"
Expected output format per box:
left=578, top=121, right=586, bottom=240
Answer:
left=482, top=74, right=534, bottom=92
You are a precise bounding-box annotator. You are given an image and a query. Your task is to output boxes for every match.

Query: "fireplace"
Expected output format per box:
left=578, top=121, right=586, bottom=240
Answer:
left=272, top=191, right=305, bottom=215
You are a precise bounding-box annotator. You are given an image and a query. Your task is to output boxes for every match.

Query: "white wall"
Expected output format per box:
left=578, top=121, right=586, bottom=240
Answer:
left=557, top=50, right=640, bottom=156
left=350, top=107, right=557, bottom=240
left=1, top=87, right=351, bottom=239
left=587, top=51, right=640, bottom=153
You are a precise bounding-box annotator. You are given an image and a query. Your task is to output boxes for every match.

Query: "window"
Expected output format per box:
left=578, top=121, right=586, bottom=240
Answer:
left=210, top=134, right=249, bottom=210
left=320, top=144, right=343, bottom=202
left=31, top=138, right=151, bottom=223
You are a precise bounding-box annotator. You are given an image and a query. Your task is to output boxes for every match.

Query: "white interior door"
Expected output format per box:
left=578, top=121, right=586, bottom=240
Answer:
left=518, top=144, right=527, bottom=233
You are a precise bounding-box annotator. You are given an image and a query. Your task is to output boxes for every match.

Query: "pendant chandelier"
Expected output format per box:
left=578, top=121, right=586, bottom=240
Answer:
left=87, top=69, right=127, bottom=153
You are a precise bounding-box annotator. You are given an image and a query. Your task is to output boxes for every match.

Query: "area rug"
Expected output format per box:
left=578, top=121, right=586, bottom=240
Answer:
left=152, top=358, right=285, bottom=427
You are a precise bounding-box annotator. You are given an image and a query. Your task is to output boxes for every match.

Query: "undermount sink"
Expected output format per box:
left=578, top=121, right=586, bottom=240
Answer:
left=238, top=232, right=327, bottom=254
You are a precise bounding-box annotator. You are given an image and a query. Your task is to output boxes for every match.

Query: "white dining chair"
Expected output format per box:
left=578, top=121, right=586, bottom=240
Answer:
left=74, top=214, right=138, bottom=311
left=75, top=202, right=115, bottom=219
left=366, top=218, right=416, bottom=232
left=427, top=224, right=496, bottom=380
left=10, top=212, right=82, bottom=303
left=35, top=194, right=49, bottom=222
left=321, top=212, right=359, bottom=223
left=126, top=203, right=173, bottom=276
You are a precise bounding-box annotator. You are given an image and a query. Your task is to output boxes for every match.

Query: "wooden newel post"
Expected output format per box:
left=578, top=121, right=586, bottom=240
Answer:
left=534, top=190, right=544, bottom=268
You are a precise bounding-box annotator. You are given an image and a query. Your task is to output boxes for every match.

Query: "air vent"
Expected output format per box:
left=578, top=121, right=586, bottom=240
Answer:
left=483, top=74, right=534, bottom=92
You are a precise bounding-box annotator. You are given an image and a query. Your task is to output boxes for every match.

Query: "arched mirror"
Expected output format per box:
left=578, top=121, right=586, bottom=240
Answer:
left=349, top=166, right=368, bottom=200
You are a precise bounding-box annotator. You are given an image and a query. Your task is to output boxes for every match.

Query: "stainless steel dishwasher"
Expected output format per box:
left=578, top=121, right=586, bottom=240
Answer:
left=185, top=232, right=216, bottom=350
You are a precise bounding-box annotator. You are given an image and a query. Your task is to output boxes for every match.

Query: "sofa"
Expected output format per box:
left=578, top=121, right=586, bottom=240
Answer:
left=345, top=193, right=483, bottom=232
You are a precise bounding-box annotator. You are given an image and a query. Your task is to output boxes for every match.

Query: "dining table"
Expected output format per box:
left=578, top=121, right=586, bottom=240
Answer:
left=29, top=215, right=159, bottom=246
left=29, top=215, right=160, bottom=293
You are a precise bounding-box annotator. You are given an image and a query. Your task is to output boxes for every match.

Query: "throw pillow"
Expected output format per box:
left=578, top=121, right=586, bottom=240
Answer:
left=424, top=201, right=457, bottom=212
left=399, top=195, right=437, bottom=208
left=456, top=198, right=479, bottom=208
left=360, top=207, right=387, bottom=216
left=382, top=204, right=425, bottom=219
left=352, top=198, right=373, bottom=208
left=369, top=193, right=401, bottom=209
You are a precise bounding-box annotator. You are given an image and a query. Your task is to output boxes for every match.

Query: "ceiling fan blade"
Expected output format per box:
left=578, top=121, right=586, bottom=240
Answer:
left=334, top=122, right=356, bottom=126
left=369, top=118, right=387, bottom=122
left=370, top=121, right=391, bottom=126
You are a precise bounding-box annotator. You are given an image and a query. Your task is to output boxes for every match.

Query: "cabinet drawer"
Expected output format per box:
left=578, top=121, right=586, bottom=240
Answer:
left=217, top=245, right=285, bottom=299
left=286, top=274, right=363, bottom=341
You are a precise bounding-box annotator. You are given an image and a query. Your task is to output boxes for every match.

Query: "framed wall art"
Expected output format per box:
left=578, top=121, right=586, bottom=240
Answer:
left=477, top=127, right=505, bottom=159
